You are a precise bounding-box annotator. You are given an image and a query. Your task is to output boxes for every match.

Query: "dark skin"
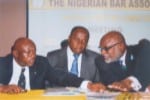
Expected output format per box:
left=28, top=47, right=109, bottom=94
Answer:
left=12, top=38, right=36, bottom=67
left=99, top=31, right=133, bottom=92
left=0, top=37, right=106, bottom=94
left=100, top=31, right=126, bottom=63
left=68, top=27, right=106, bottom=92
left=68, top=27, right=89, bottom=54
left=0, top=38, right=36, bottom=94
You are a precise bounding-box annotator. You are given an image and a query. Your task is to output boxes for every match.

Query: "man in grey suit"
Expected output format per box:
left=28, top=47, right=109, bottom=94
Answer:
left=47, top=26, right=100, bottom=82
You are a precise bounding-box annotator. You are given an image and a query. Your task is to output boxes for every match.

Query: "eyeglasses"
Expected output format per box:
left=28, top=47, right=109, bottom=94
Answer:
left=99, top=41, right=122, bottom=52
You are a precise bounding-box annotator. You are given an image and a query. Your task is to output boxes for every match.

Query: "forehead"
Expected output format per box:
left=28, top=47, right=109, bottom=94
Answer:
left=100, top=37, right=119, bottom=46
left=100, top=33, right=121, bottom=45
left=22, top=43, right=35, bottom=49
left=15, top=40, right=35, bottom=51
left=71, top=29, right=88, bottom=36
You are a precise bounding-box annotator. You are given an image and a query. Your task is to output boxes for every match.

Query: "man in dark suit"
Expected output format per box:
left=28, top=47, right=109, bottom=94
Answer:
left=47, top=26, right=100, bottom=82
left=95, top=31, right=150, bottom=91
left=0, top=37, right=106, bottom=93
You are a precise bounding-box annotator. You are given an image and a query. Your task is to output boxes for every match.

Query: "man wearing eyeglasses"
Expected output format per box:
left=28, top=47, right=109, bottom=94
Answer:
left=95, top=31, right=150, bottom=92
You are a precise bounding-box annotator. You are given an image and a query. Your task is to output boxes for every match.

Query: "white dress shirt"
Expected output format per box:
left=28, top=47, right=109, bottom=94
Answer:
left=66, top=47, right=91, bottom=91
left=119, top=51, right=126, bottom=66
left=67, top=47, right=82, bottom=77
left=9, top=58, right=30, bottom=90
left=8, top=57, right=89, bottom=91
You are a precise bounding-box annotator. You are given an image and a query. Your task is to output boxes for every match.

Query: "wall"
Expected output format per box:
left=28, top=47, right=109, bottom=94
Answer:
left=0, top=0, right=26, bottom=56
left=29, top=0, right=150, bottom=56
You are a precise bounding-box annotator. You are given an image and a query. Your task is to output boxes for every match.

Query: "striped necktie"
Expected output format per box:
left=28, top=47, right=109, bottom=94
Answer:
left=18, top=68, right=26, bottom=89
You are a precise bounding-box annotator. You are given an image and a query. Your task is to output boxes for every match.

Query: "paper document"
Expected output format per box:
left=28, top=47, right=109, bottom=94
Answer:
left=44, top=87, right=120, bottom=99
left=78, top=88, right=120, bottom=100
left=43, top=87, right=83, bottom=96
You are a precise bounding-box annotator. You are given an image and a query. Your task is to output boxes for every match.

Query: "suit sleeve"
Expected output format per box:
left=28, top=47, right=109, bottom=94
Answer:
left=45, top=58, right=84, bottom=87
left=133, top=41, right=150, bottom=91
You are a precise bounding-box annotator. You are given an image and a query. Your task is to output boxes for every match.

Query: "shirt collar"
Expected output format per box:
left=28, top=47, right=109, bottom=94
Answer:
left=13, top=58, right=27, bottom=70
left=120, top=50, right=127, bottom=66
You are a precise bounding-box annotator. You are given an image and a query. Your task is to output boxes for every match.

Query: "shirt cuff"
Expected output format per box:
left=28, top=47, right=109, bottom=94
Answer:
left=79, top=80, right=91, bottom=91
left=128, top=76, right=142, bottom=91
left=145, top=88, right=150, bottom=92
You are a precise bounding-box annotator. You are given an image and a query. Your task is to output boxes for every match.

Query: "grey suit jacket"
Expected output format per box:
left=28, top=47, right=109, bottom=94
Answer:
left=47, top=47, right=100, bottom=82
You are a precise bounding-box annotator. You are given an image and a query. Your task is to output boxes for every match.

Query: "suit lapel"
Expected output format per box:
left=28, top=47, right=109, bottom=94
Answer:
left=125, top=47, right=135, bottom=75
left=61, top=48, right=68, bottom=72
left=80, top=51, right=87, bottom=77
left=29, top=64, right=38, bottom=89
left=52, top=48, right=68, bottom=72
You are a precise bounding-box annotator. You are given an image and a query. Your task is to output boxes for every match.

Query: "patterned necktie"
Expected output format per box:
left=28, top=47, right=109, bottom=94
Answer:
left=70, top=54, right=79, bottom=76
left=18, top=68, right=26, bottom=89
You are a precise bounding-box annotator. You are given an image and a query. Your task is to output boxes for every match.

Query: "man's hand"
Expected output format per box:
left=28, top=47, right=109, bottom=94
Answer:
left=87, top=82, right=106, bottom=92
left=108, top=79, right=133, bottom=92
left=0, top=84, right=26, bottom=94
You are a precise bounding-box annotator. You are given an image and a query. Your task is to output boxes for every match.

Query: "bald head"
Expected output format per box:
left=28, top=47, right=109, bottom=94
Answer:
left=12, top=37, right=36, bottom=67
left=99, top=31, right=127, bottom=63
left=100, top=31, right=126, bottom=45
left=13, top=37, right=35, bottom=51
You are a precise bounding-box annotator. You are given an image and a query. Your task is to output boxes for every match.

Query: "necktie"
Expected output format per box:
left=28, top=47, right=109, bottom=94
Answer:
left=18, top=68, right=26, bottom=89
left=119, top=60, right=127, bottom=70
left=70, top=54, right=79, bottom=76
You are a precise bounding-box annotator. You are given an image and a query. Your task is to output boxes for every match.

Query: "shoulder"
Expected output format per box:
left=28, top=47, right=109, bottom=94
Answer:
left=84, top=49, right=99, bottom=57
left=128, top=39, right=150, bottom=60
left=47, top=48, right=66, bottom=57
left=138, top=39, right=150, bottom=56
left=0, top=54, right=12, bottom=63
left=129, top=39, right=150, bottom=53
left=139, top=39, right=150, bottom=50
left=95, top=55, right=104, bottom=63
left=34, top=55, right=49, bottom=65
left=36, top=55, right=47, bottom=60
left=0, top=54, right=13, bottom=71
left=31, top=55, right=52, bottom=72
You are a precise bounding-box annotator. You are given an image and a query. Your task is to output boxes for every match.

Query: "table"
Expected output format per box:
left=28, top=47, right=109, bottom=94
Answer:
left=1, top=89, right=150, bottom=100
left=116, top=92, right=150, bottom=100
left=0, top=90, right=86, bottom=100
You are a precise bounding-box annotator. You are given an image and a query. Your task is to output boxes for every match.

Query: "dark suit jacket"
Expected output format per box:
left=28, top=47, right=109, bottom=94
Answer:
left=95, top=39, right=150, bottom=91
left=132, top=39, right=150, bottom=91
left=47, top=47, right=100, bottom=82
left=0, top=55, right=83, bottom=89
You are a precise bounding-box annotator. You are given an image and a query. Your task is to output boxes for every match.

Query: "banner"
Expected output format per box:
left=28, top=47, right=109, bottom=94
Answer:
left=29, top=0, right=150, bottom=56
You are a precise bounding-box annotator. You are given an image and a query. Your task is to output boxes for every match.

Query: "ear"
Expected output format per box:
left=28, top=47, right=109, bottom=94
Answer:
left=12, top=50, right=18, bottom=58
